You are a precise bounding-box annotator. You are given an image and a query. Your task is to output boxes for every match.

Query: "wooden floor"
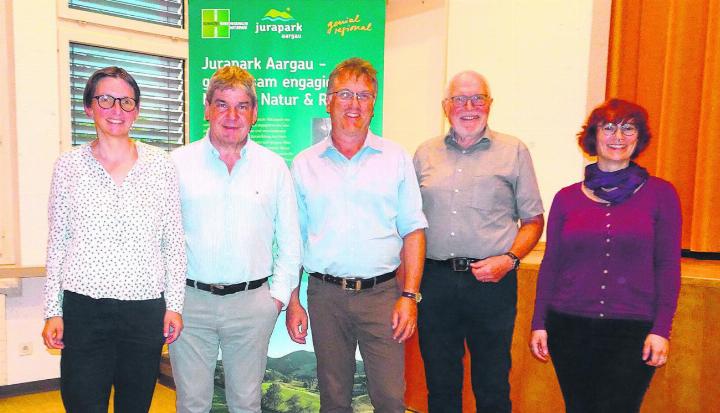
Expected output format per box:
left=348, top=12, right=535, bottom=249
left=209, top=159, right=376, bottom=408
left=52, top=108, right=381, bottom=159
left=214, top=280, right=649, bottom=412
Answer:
left=0, top=383, right=177, bottom=413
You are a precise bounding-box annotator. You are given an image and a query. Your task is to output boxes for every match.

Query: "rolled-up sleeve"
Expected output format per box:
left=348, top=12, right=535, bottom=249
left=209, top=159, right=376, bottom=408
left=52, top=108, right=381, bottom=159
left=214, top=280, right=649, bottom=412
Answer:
left=269, top=164, right=302, bottom=307
left=396, top=151, right=428, bottom=237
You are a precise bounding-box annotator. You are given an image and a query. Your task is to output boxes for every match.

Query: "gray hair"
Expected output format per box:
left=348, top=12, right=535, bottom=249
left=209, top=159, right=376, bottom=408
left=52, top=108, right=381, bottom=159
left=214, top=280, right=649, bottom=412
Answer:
left=444, top=71, right=492, bottom=99
left=206, top=66, right=257, bottom=107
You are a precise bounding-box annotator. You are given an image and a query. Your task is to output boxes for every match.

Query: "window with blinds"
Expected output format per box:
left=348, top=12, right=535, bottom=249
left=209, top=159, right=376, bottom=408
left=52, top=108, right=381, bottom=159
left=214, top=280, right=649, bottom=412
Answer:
left=69, top=43, right=185, bottom=151
left=68, top=0, right=183, bottom=28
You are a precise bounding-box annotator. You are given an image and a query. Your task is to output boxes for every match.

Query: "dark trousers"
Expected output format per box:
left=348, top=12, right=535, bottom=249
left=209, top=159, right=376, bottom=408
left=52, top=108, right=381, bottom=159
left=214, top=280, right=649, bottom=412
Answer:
left=546, top=310, right=656, bottom=413
left=60, top=291, right=166, bottom=413
left=418, top=260, right=517, bottom=413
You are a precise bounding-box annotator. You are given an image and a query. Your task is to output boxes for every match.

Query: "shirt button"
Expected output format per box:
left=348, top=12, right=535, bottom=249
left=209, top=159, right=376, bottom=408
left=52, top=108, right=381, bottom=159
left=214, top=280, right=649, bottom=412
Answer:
left=452, top=210, right=457, bottom=214
left=457, top=168, right=462, bottom=172
left=462, top=150, right=467, bottom=154
left=450, top=232, right=455, bottom=236
left=450, top=253, right=455, bottom=257
left=606, top=224, right=611, bottom=228
left=600, top=300, right=605, bottom=304
left=599, top=313, right=605, bottom=318
left=606, top=238, right=611, bottom=243
left=606, top=212, right=611, bottom=217
left=601, top=285, right=606, bottom=289
left=454, top=189, right=459, bottom=193
left=603, top=269, right=608, bottom=274
left=606, top=253, right=610, bottom=257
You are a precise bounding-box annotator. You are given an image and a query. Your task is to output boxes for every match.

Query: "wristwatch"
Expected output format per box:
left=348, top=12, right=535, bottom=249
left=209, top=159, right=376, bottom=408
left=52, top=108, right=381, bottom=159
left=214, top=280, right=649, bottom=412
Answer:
left=401, top=291, right=422, bottom=303
left=504, top=252, right=520, bottom=270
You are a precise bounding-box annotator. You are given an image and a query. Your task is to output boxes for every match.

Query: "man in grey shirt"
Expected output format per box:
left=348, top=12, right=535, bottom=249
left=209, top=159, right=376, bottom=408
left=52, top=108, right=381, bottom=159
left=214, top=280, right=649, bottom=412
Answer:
left=413, top=71, right=544, bottom=412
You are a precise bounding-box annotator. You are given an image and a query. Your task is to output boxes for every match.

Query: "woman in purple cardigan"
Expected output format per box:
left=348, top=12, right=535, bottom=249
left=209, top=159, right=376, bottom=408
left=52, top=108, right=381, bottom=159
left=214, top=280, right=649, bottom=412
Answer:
left=529, top=99, right=681, bottom=413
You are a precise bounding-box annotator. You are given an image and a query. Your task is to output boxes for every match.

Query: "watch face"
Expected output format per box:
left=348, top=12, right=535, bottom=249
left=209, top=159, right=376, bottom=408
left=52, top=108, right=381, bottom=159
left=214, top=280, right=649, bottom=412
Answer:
left=415, top=291, right=423, bottom=303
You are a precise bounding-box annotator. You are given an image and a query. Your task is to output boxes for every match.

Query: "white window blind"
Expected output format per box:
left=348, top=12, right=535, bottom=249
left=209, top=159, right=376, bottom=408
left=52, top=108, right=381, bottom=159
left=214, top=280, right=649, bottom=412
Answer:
left=69, top=43, right=185, bottom=151
left=69, top=0, right=183, bottom=28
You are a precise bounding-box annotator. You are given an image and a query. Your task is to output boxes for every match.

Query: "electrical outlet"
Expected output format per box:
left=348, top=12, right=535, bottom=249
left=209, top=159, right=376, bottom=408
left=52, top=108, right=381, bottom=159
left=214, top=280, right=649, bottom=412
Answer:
left=19, top=342, right=33, bottom=356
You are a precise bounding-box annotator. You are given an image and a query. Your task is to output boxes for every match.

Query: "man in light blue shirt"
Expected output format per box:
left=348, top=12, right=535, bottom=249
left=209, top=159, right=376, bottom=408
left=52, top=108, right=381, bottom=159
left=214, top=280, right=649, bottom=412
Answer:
left=286, top=58, right=427, bottom=413
left=170, top=66, right=301, bottom=413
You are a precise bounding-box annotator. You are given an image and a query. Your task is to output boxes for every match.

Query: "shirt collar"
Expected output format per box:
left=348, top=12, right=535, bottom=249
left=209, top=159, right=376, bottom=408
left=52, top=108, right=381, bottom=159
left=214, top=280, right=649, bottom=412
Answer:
left=444, top=127, right=492, bottom=152
left=201, top=133, right=251, bottom=160
left=320, top=130, right=383, bottom=158
left=83, top=139, right=151, bottom=167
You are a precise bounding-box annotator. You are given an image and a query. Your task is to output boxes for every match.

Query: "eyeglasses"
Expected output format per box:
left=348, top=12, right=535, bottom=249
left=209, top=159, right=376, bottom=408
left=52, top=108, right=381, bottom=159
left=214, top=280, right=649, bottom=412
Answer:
left=93, top=95, right=137, bottom=112
left=599, top=122, right=638, bottom=137
left=328, top=89, right=375, bottom=102
left=446, top=94, right=490, bottom=107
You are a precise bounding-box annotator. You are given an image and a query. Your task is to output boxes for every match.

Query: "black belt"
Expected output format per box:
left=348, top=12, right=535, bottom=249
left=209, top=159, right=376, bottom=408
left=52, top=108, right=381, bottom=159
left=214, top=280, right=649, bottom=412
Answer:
left=186, top=277, right=269, bottom=296
left=309, top=271, right=396, bottom=291
left=428, top=257, right=482, bottom=272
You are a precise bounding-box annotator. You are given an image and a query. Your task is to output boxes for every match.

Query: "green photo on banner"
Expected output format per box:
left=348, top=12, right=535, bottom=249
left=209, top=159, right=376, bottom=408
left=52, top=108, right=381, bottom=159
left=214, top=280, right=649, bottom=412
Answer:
left=189, top=1, right=386, bottom=411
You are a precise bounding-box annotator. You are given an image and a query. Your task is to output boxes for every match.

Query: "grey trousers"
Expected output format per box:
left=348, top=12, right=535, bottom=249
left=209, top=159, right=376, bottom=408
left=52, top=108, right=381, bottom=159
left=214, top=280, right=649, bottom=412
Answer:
left=308, top=276, right=405, bottom=413
left=169, top=284, right=279, bottom=413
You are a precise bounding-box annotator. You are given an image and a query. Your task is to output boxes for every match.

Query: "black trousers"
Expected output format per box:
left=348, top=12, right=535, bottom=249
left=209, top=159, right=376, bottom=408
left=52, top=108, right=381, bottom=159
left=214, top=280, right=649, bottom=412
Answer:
left=60, top=291, right=166, bottom=413
left=418, top=259, right=517, bottom=413
left=546, top=310, right=656, bottom=413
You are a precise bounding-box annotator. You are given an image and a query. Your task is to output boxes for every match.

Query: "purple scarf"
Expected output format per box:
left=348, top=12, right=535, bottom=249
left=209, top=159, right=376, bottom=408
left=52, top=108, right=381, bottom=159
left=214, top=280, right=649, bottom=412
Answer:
left=584, top=162, right=649, bottom=204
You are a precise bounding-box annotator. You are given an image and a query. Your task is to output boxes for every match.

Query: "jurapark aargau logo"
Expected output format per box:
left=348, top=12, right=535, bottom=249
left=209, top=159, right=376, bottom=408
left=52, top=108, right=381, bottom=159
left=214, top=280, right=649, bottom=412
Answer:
left=201, top=9, right=248, bottom=39
left=254, top=8, right=303, bottom=40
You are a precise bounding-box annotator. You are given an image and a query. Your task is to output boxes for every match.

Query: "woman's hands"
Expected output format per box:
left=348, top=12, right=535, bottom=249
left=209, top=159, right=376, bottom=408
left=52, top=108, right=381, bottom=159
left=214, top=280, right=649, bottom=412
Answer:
left=42, top=317, right=65, bottom=349
left=643, top=333, right=669, bottom=366
left=530, top=329, right=550, bottom=362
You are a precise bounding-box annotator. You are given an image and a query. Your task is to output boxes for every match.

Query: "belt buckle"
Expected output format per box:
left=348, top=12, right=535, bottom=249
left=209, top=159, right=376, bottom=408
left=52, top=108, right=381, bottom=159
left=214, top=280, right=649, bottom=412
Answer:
left=209, top=284, right=225, bottom=294
left=340, top=278, right=363, bottom=291
left=452, top=258, right=470, bottom=272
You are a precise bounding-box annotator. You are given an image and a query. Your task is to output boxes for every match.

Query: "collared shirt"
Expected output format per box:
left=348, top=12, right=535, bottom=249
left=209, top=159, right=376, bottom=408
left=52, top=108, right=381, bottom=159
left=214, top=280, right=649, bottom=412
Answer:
left=292, top=132, right=428, bottom=278
left=413, top=128, right=544, bottom=260
left=44, top=142, right=186, bottom=318
left=171, top=136, right=301, bottom=306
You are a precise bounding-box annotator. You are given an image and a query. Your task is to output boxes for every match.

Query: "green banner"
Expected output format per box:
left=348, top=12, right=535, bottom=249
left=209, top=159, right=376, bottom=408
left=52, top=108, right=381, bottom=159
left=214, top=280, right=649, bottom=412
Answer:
left=189, top=0, right=386, bottom=163
left=188, top=2, right=386, bottom=411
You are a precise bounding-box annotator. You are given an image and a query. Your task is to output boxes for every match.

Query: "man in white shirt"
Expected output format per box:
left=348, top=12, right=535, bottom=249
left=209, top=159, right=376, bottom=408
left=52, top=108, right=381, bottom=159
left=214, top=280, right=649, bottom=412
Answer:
left=170, top=66, right=302, bottom=413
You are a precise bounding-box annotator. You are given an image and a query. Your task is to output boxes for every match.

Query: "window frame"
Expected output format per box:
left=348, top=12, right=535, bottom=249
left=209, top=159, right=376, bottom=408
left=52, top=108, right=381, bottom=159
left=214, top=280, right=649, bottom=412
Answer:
left=57, top=0, right=189, bottom=152
left=68, top=0, right=185, bottom=29
left=0, top=0, right=19, bottom=265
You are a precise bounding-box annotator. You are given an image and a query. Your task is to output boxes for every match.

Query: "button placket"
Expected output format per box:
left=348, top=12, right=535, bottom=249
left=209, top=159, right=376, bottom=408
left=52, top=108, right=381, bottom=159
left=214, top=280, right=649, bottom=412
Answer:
left=600, top=204, right=613, bottom=317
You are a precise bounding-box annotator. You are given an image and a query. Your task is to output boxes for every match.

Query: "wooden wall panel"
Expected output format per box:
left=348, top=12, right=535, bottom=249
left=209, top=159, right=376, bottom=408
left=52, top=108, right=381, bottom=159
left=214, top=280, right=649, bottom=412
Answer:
left=405, top=258, right=720, bottom=413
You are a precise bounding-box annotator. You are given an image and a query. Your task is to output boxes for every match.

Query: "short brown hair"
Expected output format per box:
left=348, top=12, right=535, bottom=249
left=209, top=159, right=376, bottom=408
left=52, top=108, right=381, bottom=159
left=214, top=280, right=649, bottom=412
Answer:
left=578, top=98, right=651, bottom=159
left=327, top=57, right=378, bottom=94
left=83, top=66, right=140, bottom=108
left=206, top=66, right=257, bottom=106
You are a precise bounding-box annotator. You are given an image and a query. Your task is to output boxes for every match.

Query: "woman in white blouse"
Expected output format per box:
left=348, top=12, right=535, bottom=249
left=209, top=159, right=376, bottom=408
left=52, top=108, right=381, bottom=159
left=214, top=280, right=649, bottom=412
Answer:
left=41, top=67, right=187, bottom=412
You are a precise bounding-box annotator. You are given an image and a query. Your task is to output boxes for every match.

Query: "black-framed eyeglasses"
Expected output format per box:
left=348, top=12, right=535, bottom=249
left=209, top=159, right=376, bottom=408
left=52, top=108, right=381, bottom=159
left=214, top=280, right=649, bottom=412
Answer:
left=446, top=94, right=490, bottom=107
left=93, top=95, right=137, bottom=112
left=599, top=122, right=638, bottom=137
left=328, top=89, right=376, bottom=102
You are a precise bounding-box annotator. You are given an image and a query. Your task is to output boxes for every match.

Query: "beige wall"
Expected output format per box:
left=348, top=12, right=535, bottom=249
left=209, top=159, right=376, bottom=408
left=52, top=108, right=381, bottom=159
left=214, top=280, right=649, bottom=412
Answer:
left=445, top=0, right=610, bottom=210
left=385, top=0, right=449, bottom=149
left=1, top=0, right=610, bottom=385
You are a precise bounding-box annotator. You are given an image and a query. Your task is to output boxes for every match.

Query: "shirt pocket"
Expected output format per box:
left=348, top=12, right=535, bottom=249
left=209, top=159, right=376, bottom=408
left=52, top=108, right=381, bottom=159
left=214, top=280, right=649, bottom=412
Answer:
left=470, top=174, right=498, bottom=210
